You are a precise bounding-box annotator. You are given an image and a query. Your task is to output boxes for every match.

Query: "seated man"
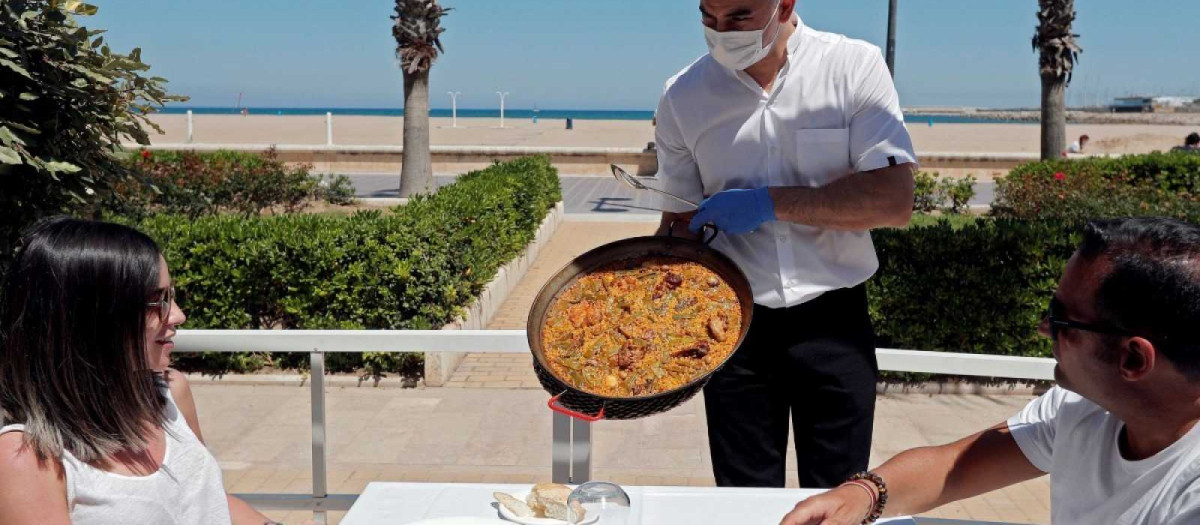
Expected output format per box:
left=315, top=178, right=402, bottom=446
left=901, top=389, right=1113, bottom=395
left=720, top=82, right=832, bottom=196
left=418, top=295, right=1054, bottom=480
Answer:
left=1171, top=132, right=1200, bottom=153
left=781, top=217, right=1200, bottom=525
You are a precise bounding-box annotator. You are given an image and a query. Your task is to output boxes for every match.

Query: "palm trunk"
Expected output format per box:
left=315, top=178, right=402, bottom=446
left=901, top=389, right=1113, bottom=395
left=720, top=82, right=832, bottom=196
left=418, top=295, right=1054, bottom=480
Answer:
left=399, top=69, right=432, bottom=197
left=1040, top=74, right=1066, bottom=160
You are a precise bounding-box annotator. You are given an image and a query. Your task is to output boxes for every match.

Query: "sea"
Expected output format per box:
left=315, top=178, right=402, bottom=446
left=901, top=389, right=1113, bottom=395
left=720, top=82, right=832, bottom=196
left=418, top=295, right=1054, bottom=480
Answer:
left=157, top=107, right=1030, bottom=125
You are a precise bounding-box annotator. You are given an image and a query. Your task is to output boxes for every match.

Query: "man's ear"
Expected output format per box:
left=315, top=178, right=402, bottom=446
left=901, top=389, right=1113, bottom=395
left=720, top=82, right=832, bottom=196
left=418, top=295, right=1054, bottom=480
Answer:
left=1119, top=337, right=1157, bottom=381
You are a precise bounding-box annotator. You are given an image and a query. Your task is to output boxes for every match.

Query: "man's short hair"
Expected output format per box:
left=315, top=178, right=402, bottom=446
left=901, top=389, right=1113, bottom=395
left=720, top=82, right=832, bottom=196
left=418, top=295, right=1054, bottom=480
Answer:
left=1187, top=133, right=1200, bottom=147
left=1078, top=218, right=1200, bottom=379
left=1080, top=134, right=1090, bottom=141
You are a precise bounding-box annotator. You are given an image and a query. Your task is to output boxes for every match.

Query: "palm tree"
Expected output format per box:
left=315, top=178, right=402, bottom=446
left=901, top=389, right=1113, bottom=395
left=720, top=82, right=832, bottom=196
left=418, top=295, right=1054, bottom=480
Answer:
left=392, top=0, right=450, bottom=197
left=1033, top=0, right=1081, bottom=160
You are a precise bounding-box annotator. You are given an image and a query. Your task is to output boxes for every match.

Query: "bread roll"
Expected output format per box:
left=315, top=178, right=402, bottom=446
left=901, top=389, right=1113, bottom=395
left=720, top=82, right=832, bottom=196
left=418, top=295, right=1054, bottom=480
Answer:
left=526, top=483, right=586, bottom=521
left=494, top=492, right=534, bottom=517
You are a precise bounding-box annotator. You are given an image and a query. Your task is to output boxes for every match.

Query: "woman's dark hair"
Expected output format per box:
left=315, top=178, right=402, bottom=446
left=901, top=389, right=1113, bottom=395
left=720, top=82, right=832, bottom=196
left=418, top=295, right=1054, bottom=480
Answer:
left=1187, top=133, right=1200, bottom=147
left=1078, top=217, right=1200, bottom=380
left=0, top=217, right=167, bottom=462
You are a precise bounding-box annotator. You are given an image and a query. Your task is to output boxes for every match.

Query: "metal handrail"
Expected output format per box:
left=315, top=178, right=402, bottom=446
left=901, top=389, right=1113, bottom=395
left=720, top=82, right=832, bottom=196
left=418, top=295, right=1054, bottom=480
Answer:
left=176, top=329, right=1055, bottom=523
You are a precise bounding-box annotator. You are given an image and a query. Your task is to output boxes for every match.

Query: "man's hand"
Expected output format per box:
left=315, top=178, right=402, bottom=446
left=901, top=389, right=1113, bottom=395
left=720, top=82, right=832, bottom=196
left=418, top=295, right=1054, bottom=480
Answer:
left=689, top=187, right=776, bottom=234
left=779, top=485, right=873, bottom=525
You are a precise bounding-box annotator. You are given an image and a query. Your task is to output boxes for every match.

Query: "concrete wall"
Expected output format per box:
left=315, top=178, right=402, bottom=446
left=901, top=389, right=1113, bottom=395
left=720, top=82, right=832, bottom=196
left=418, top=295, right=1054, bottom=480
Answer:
left=424, top=201, right=566, bottom=386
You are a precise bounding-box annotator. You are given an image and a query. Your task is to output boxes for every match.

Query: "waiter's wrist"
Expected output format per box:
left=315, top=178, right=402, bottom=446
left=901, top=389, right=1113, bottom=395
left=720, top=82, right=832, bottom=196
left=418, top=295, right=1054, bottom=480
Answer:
left=755, top=186, right=777, bottom=223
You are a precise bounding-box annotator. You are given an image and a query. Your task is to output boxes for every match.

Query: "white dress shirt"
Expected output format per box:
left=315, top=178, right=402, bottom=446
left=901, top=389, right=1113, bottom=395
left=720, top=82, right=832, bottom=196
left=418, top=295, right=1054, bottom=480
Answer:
left=655, top=17, right=918, bottom=309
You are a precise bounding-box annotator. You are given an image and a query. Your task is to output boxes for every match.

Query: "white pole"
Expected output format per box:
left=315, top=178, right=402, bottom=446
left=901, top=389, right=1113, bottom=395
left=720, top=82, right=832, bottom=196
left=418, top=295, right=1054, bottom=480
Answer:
left=326, top=112, right=333, bottom=145
left=447, top=91, right=461, bottom=128
left=186, top=110, right=193, bottom=144
left=497, top=91, right=509, bottom=128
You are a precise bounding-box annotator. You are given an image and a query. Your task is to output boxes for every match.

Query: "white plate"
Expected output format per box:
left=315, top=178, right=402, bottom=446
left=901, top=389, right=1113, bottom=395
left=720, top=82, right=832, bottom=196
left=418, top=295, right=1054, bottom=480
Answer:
left=405, top=519, right=510, bottom=525
left=495, top=491, right=601, bottom=525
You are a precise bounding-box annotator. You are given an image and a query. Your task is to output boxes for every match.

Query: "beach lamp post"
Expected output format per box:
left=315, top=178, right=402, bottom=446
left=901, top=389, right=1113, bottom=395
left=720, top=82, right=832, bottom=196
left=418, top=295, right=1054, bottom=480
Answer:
left=186, top=110, right=194, bottom=144
left=497, top=91, right=509, bottom=128
left=447, top=91, right=462, bottom=128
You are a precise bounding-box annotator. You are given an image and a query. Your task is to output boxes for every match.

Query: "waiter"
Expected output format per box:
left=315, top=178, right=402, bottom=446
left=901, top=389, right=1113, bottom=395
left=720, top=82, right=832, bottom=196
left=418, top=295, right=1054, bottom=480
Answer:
left=654, top=0, right=917, bottom=488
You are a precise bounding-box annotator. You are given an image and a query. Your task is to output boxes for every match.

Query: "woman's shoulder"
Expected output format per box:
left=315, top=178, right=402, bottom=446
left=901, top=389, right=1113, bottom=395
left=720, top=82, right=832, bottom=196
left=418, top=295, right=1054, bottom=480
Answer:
left=0, top=431, right=69, bottom=517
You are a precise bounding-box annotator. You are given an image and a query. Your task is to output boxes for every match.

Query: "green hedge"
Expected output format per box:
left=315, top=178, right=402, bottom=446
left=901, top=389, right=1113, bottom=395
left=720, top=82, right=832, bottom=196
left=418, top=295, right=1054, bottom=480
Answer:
left=993, top=152, right=1200, bottom=222
left=869, top=219, right=1076, bottom=366
left=138, top=156, right=561, bottom=378
left=107, top=149, right=355, bottom=219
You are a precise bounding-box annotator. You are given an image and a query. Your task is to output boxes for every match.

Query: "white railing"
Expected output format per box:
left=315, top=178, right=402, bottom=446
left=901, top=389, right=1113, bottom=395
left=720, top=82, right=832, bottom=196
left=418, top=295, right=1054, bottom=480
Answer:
left=175, top=329, right=1055, bottom=524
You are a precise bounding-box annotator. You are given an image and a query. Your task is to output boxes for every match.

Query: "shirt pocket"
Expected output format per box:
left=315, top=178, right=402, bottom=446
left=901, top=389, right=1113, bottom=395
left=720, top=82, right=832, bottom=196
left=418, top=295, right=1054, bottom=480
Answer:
left=789, top=128, right=853, bottom=187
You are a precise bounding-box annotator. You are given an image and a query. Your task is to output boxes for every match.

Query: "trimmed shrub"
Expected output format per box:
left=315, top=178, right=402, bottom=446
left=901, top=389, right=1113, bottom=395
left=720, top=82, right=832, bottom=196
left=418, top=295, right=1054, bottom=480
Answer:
left=993, top=152, right=1200, bottom=222
left=107, top=149, right=353, bottom=218
left=136, top=156, right=561, bottom=378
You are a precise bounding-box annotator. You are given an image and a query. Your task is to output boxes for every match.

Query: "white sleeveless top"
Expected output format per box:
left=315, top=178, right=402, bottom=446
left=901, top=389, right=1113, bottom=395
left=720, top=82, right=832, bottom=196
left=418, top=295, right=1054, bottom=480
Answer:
left=0, top=389, right=232, bottom=525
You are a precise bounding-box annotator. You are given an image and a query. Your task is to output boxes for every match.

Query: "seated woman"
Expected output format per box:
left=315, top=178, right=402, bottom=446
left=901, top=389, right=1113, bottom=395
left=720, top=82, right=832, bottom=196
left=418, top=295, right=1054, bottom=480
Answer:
left=0, top=218, right=297, bottom=525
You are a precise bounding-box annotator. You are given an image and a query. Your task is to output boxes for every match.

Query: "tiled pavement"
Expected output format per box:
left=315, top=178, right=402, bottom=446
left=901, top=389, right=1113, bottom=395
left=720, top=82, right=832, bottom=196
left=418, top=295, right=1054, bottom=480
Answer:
left=194, top=384, right=1050, bottom=525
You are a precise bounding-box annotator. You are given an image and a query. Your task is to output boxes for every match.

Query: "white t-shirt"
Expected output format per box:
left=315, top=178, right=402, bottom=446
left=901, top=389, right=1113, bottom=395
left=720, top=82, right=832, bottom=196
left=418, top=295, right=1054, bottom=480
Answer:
left=654, top=17, right=918, bottom=309
left=1008, top=386, right=1200, bottom=524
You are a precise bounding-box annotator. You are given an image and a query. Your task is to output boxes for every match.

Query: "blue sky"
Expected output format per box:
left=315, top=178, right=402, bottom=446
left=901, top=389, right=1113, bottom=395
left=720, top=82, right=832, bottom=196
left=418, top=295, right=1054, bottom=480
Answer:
left=90, top=1, right=1200, bottom=111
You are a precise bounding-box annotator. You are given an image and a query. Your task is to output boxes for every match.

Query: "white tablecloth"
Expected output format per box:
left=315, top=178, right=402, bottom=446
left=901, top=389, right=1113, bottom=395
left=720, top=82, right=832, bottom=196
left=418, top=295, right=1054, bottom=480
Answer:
left=340, top=482, right=917, bottom=525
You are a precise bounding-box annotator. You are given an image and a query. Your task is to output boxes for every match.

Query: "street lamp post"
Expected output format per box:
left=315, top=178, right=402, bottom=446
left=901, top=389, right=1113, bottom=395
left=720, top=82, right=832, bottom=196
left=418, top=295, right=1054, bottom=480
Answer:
left=886, top=0, right=898, bottom=76
left=447, top=91, right=462, bottom=128
left=497, top=91, right=509, bottom=128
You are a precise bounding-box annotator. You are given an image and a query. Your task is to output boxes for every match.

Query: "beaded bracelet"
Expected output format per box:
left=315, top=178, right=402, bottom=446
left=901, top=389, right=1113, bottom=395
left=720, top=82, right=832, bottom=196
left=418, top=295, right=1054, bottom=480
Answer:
left=846, top=471, right=888, bottom=524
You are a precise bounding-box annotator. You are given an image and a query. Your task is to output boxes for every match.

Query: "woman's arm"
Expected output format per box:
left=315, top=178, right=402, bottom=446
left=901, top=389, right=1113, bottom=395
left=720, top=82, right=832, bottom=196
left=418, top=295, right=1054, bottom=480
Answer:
left=0, top=433, right=71, bottom=524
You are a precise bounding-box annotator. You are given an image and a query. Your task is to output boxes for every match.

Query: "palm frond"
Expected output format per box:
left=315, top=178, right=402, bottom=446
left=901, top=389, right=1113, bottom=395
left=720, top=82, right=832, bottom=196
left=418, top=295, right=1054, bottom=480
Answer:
left=392, top=0, right=451, bottom=74
left=1032, top=0, right=1081, bottom=85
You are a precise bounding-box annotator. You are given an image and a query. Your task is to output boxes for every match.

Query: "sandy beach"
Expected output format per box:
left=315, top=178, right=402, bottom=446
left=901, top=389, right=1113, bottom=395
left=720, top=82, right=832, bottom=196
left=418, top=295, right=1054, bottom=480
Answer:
left=142, top=114, right=1199, bottom=157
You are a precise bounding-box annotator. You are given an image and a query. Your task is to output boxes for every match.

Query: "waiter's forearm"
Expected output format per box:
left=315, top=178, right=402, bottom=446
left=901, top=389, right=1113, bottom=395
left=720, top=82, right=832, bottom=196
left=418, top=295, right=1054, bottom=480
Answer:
left=768, top=163, right=915, bottom=230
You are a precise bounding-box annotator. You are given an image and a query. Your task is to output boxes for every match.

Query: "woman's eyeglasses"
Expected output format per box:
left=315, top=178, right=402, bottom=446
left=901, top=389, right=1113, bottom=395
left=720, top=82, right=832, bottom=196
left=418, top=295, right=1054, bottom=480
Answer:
left=147, top=286, right=175, bottom=322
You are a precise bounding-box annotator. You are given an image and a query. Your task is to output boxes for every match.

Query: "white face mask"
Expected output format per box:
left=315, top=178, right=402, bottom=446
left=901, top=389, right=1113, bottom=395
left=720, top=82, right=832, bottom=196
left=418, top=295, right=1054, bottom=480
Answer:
left=703, top=1, right=782, bottom=71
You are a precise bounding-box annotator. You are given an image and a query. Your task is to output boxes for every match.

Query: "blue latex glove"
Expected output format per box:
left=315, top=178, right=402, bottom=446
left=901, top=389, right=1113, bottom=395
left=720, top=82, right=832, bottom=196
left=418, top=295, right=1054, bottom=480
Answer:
left=689, top=187, right=776, bottom=235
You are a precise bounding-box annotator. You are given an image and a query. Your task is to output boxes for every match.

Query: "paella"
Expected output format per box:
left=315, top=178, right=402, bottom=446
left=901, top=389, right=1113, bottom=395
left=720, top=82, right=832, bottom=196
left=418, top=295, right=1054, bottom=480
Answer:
left=541, top=255, right=744, bottom=397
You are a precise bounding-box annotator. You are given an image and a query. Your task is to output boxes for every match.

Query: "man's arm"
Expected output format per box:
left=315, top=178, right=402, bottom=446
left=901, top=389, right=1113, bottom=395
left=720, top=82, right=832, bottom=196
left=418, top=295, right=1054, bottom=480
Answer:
left=780, top=422, right=1044, bottom=524
left=768, top=162, right=915, bottom=231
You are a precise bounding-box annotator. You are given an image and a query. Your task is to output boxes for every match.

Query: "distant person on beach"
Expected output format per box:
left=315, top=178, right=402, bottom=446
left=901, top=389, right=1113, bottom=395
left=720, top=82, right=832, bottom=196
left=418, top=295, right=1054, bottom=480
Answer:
left=654, top=0, right=916, bottom=491
left=1172, top=132, right=1200, bottom=153
left=1066, top=134, right=1090, bottom=154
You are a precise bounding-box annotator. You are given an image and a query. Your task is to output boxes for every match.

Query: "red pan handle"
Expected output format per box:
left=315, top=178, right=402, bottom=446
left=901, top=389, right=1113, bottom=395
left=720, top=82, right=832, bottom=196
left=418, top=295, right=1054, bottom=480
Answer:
left=547, top=393, right=606, bottom=422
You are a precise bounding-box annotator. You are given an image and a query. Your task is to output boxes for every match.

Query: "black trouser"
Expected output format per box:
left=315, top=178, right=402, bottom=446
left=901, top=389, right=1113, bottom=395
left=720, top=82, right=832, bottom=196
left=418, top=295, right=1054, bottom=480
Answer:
left=703, top=284, right=878, bottom=488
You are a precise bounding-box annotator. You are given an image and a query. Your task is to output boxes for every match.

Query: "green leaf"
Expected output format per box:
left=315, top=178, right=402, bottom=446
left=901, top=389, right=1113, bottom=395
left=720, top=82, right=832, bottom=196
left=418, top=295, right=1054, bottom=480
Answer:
left=3, top=122, right=41, bottom=135
left=0, top=48, right=17, bottom=58
left=0, top=58, right=32, bottom=79
left=18, top=93, right=37, bottom=101
left=71, top=77, right=87, bottom=88
left=63, top=2, right=99, bottom=15
left=0, top=146, right=22, bottom=165
left=0, top=127, right=25, bottom=146
left=44, top=161, right=82, bottom=173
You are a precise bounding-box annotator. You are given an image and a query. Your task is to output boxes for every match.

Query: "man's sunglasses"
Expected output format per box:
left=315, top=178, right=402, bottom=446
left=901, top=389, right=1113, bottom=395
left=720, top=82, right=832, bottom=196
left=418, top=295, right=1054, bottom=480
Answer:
left=1043, top=296, right=1133, bottom=342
